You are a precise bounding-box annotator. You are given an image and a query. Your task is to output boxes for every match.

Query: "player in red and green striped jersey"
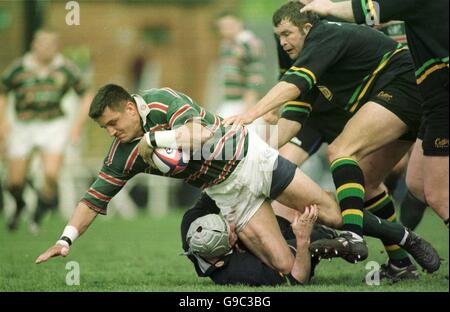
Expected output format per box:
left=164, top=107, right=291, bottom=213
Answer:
left=0, top=30, right=94, bottom=232
left=35, top=84, right=348, bottom=283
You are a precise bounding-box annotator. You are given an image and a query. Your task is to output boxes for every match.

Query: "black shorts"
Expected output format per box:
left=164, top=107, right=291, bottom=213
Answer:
left=270, top=155, right=297, bottom=199
left=290, top=105, right=352, bottom=155
left=368, top=71, right=423, bottom=142
left=417, top=89, right=449, bottom=156
left=291, top=124, right=323, bottom=156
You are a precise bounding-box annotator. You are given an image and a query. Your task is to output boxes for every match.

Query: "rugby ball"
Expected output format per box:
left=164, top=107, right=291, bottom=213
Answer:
left=152, top=148, right=188, bottom=175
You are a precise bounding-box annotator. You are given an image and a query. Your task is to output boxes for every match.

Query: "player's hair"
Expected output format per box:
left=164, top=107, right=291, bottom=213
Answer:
left=33, top=28, right=59, bottom=39
left=273, top=1, right=319, bottom=33
left=216, top=10, right=242, bottom=21
left=89, top=84, right=133, bottom=119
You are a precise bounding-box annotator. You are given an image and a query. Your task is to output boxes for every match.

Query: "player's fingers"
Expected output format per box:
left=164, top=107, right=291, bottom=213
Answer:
left=309, top=204, right=318, bottom=218
left=312, top=204, right=319, bottom=221
left=229, top=119, right=240, bottom=132
left=308, top=205, right=318, bottom=222
left=222, top=116, right=236, bottom=127
left=35, top=251, right=52, bottom=264
left=300, top=4, right=311, bottom=13
left=61, top=246, right=70, bottom=257
left=301, top=206, right=310, bottom=219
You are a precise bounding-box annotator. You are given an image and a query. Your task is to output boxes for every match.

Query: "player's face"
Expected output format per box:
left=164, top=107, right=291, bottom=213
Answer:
left=32, top=32, right=59, bottom=63
left=97, top=102, right=143, bottom=143
left=275, top=19, right=311, bottom=60
left=217, top=15, right=242, bottom=40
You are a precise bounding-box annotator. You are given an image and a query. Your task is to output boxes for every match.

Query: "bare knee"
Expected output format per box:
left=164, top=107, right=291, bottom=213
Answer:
left=327, top=208, right=343, bottom=229
left=328, top=143, right=355, bottom=164
left=319, top=196, right=343, bottom=228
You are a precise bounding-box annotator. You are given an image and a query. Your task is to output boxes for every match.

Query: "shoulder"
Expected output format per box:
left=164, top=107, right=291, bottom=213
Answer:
left=1, top=57, right=25, bottom=77
left=59, top=57, right=83, bottom=76
left=238, top=30, right=263, bottom=52
left=141, top=87, right=183, bottom=104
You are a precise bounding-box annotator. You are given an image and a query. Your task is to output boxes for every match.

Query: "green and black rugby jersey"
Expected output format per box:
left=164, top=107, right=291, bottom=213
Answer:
left=279, top=20, right=415, bottom=122
left=0, top=54, right=88, bottom=121
left=352, top=0, right=449, bottom=97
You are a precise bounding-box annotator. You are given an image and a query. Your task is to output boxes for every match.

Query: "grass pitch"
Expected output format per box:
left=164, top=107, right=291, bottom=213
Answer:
left=0, top=208, right=448, bottom=292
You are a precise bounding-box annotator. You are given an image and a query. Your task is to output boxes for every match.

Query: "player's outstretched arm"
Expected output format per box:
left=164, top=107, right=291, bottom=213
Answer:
left=222, top=81, right=301, bottom=128
left=70, top=91, right=95, bottom=145
left=301, top=0, right=356, bottom=22
left=35, top=202, right=98, bottom=264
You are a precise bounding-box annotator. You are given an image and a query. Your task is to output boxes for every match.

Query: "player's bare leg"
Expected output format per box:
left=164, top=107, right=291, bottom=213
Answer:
left=275, top=168, right=342, bottom=228
left=238, top=200, right=295, bottom=274
left=313, top=102, right=409, bottom=262
left=279, top=142, right=310, bottom=166
left=6, top=157, right=30, bottom=230
left=407, top=139, right=449, bottom=222
left=359, top=140, right=412, bottom=200
left=423, top=156, right=449, bottom=221
left=406, top=140, right=426, bottom=202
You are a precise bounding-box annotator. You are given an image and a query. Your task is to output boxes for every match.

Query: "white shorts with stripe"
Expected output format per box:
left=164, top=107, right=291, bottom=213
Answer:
left=206, top=129, right=279, bottom=233
left=7, top=118, right=70, bottom=158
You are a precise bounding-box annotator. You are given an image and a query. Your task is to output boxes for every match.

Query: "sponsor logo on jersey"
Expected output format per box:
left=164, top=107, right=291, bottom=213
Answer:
left=435, top=138, right=449, bottom=149
left=318, top=85, right=333, bottom=101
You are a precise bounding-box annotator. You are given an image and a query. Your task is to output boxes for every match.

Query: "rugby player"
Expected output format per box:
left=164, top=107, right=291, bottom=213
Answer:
left=0, top=29, right=93, bottom=233
left=222, top=1, right=427, bottom=264
left=35, top=84, right=343, bottom=283
left=181, top=194, right=439, bottom=285
left=300, top=0, right=449, bottom=227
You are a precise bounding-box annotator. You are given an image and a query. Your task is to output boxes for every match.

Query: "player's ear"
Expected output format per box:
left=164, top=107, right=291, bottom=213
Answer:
left=303, top=23, right=313, bottom=35
left=125, top=101, right=138, bottom=115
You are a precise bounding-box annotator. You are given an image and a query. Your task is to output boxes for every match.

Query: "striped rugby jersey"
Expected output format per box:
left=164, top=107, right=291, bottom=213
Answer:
left=220, top=30, right=265, bottom=101
left=352, top=0, right=449, bottom=99
left=0, top=53, right=88, bottom=121
left=81, top=87, right=249, bottom=214
left=279, top=20, right=416, bottom=124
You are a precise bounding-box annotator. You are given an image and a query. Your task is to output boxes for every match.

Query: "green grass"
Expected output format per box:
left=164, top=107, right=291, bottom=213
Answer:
left=0, top=209, right=448, bottom=292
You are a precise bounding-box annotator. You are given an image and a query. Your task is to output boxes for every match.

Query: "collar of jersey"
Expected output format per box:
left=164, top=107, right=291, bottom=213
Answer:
left=132, top=94, right=150, bottom=127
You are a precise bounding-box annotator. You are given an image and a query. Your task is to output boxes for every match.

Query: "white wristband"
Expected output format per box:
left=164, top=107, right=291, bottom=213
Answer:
left=145, top=130, right=179, bottom=149
left=155, top=130, right=178, bottom=149
left=56, top=239, right=70, bottom=247
left=57, top=225, right=79, bottom=246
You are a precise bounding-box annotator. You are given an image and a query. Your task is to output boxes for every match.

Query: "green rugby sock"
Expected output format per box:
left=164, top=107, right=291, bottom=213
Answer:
left=363, top=211, right=408, bottom=246
left=365, top=192, right=412, bottom=267
left=331, top=157, right=365, bottom=237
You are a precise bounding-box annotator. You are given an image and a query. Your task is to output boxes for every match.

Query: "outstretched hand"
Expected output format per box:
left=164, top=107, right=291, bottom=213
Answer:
left=35, top=244, right=70, bottom=264
left=291, top=204, right=319, bottom=240
left=221, top=111, right=257, bottom=130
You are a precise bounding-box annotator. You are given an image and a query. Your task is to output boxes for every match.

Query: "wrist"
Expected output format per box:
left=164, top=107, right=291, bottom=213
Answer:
left=295, top=235, right=310, bottom=245
left=56, top=225, right=79, bottom=246
left=145, top=130, right=178, bottom=149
